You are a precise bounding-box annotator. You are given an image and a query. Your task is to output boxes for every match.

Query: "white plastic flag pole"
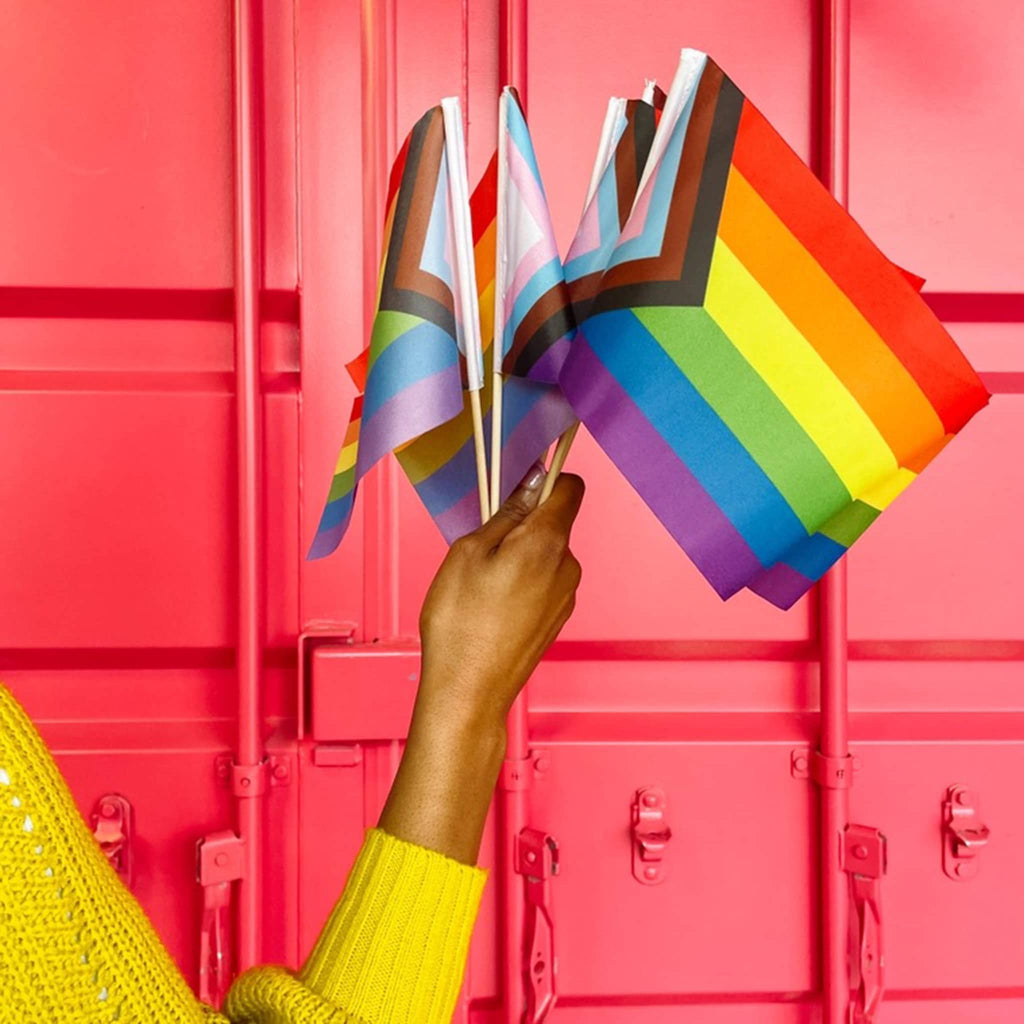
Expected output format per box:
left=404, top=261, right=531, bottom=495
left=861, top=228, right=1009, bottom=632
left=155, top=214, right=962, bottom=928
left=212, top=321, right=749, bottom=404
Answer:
left=441, top=97, right=490, bottom=522
left=489, top=89, right=510, bottom=515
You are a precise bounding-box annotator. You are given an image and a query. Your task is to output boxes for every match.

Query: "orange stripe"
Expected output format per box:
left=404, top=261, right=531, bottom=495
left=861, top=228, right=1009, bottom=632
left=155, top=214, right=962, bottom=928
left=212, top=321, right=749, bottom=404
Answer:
left=717, top=166, right=944, bottom=467
left=731, top=100, right=988, bottom=434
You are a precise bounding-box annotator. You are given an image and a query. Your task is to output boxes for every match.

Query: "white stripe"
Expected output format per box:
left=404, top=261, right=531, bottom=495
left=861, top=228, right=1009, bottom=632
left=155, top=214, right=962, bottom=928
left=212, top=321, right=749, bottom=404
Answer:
left=440, top=97, right=485, bottom=391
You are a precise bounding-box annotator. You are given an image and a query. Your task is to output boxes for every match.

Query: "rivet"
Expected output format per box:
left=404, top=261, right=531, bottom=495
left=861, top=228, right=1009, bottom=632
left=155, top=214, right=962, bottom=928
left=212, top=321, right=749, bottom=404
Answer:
left=794, top=756, right=808, bottom=773
left=214, top=852, right=228, bottom=867
left=525, top=850, right=537, bottom=864
left=853, top=844, right=868, bottom=860
left=955, top=862, right=967, bottom=877
left=240, top=776, right=251, bottom=788
left=643, top=793, right=658, bottom=807
left=534, top=756, right=550, bottom=773
left=101, top=802, right=116, bottom=818
left=956, top=791, right=970, bottom=806
left=644, top=866, right=658, bottom=880
left=273, top=763, right=288, bottom=780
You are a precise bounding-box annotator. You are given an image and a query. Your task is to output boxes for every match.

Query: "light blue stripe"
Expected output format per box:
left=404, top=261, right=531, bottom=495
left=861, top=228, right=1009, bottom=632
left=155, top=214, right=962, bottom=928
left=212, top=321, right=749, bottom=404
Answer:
left=363, top=319, right=459, bottom=423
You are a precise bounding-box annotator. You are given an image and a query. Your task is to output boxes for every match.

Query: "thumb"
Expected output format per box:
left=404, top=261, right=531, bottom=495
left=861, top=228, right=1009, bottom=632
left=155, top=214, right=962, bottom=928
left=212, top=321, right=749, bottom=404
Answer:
left=474, top=462, right=547, bottom=548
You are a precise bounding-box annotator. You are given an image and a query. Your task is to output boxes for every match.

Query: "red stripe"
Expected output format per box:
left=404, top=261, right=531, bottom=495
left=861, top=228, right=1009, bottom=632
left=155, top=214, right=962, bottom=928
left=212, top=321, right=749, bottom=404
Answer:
left=470, top=151, right=498, bottom=245
left=385, top=131, right=412, bottom=214
left=731, top=100, right=989, bottom=433
left=345, top=347, right=370, bottom=391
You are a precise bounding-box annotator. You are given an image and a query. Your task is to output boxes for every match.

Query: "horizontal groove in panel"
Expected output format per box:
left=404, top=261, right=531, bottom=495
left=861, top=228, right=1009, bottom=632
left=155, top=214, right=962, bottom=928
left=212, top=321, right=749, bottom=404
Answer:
left=924, top=292, right=1024, bottom=322
left=0, top=287, right=299, bottom=322
left=0, top=370, right=300, bottom=393
left=0, top=646, right=298, bottom=671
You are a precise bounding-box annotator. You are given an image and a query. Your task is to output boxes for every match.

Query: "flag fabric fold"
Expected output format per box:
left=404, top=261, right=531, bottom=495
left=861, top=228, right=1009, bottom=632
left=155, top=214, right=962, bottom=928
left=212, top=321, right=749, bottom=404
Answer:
left=558, top=48, right=990, bottom=609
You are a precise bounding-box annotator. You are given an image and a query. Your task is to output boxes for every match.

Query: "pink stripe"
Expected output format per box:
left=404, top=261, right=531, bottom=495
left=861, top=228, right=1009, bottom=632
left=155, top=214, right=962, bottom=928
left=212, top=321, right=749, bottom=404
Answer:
left=617, top=173, right=654, bottom=244
left=504, top=237, right=555, bottom=319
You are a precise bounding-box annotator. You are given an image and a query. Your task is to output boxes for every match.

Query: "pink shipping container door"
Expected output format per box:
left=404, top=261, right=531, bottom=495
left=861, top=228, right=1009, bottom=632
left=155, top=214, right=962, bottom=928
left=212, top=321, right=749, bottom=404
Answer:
left=1, top=1, right=1022, bottom=1021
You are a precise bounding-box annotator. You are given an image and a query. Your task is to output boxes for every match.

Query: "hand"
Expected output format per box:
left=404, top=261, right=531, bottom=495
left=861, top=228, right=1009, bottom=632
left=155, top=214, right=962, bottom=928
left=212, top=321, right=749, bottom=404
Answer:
left=418, top=468, right=585, bottom=725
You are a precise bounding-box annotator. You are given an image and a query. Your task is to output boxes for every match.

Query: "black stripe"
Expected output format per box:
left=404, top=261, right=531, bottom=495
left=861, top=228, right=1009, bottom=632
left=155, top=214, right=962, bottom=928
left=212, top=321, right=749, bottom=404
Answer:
left=676, top=75, right=744, bottom=305
left=506, top=304, right=576, bottom=376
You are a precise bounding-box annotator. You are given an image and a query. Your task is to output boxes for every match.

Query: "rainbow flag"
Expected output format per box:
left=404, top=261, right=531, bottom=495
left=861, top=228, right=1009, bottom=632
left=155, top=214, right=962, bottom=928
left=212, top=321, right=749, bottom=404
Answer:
left=496, top=87, right=576, bottom=384
left=308, top=105, right=471, bottom=559
left=559, top=49, right=990, bottom=609
left=565, top=84, right=665, bottom=322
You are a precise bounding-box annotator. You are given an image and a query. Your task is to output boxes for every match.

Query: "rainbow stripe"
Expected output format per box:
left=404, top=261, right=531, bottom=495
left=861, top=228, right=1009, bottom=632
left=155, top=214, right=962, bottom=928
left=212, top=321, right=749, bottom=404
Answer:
left=559, top=50, right=989, bottom=609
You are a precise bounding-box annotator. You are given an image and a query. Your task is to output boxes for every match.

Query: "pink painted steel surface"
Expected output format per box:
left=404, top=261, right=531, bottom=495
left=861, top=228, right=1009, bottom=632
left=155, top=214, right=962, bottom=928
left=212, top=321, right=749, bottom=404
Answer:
left=2, top=1, right=1023, bottom=1022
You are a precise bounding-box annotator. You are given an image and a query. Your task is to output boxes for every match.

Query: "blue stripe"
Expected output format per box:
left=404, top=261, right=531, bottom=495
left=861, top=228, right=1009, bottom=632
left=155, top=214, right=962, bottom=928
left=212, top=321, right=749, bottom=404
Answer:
left=565, top=166, right=626, bottom=282
left=363, top=319, right=459, bottom=423
left=505, top=96, right=542, bottom=183
left=584, top=309, right=809, bottom=568
left=503, top=257, right=565, bottom=354
left=780, top=531, right=846, bottom=580
left=315, top=491, right=355, bottom=533
left=609, top=54, right=707, bottom=267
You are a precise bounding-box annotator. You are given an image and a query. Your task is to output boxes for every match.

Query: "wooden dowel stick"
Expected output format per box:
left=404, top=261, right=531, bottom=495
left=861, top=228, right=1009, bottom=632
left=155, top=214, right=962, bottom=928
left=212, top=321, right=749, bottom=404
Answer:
left=489, top=368, right=504, bottom=515
left=469, top=388, right=490, bottom=523
left=539, top=420, right=579, bottom=504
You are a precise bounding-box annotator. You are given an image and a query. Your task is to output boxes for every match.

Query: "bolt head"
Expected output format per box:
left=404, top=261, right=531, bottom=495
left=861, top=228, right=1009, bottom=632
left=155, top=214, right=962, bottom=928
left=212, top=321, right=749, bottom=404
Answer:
left=534, top=756, right=550, bottom=773
left=100, top=802, right=116, bottom=818
left=525, top=850, right=537, bottom=864
left=853, top=844, right=868, bottom=860
left=794, top=756, right=808, bottom=773
left=643, top=793, right=658, bottom=807
left=240, top=776, right=251, bottom=788
left=643, top=866, right=658, bottom=880
left=273, top=763, right=288, bottom=780
left=214, top=852, right=228, bottom=867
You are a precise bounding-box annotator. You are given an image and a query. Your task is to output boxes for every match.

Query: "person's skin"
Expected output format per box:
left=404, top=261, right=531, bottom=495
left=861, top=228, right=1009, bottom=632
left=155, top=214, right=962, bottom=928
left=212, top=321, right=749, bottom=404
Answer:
left=377, top=468, right=585, bottom=865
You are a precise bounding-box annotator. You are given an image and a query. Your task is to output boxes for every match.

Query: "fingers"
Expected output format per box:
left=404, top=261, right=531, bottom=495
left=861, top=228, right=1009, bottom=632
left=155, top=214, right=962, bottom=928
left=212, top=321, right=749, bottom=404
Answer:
left=526, top=474, right=585, bottom=538
left=470, top=462, right=548, bottom=548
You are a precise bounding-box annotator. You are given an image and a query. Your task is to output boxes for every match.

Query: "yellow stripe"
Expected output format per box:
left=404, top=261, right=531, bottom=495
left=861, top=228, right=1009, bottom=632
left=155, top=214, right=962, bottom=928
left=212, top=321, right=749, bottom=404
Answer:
left=333, top=439, right=358, bottom=475
left=706, top=238, right=898, bottom=499
left=861, top=466, right=915, bottom=511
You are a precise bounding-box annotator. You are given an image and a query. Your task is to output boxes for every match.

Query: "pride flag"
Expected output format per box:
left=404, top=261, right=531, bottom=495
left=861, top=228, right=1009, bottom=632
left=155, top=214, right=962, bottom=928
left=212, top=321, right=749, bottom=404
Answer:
left=308, top=104, right=471, bottom=558
left=559, top=49, right=990, bottom=609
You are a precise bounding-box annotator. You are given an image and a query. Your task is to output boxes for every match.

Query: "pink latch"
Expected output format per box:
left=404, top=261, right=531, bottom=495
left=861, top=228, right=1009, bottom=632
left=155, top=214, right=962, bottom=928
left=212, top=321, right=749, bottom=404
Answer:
left=90, top=794, right=133, bottom=888
left=631, top=786, right=672, bottom=885
left=943, top=785, right=990, bottom=881
left=196, top=830, right=245, bottom=1007
left=843, top=824, right=887, bottom=1024
left=515, top=827, right=559, bottom=1023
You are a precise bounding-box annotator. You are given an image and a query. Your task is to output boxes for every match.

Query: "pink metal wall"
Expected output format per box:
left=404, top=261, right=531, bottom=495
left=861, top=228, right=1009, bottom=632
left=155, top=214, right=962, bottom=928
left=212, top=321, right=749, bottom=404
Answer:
left=2, top=1, right=1023, bottom=1021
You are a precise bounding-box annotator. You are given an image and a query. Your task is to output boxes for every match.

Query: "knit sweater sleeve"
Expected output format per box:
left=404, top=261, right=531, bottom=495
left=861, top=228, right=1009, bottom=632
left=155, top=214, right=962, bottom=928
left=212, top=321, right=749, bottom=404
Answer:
left=0, top=682, right=488, bottom=1024
left=225, top=828, right=488, bottom=1024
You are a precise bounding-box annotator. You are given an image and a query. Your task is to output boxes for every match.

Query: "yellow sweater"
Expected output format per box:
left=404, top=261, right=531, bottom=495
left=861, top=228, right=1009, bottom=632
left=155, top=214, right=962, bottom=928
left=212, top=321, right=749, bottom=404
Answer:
left=0, top=684, right=488, bottom=1023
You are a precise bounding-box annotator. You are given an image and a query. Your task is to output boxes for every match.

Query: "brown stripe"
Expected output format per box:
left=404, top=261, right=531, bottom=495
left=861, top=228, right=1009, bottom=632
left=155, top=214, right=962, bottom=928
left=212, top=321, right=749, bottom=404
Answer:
left=388, top=107, right=455, bottom=326
left=615, top=102, right=640, bottom=228
left=502, top=281, right=574, bottom=373
left=591, top=61, right=724, bottom=309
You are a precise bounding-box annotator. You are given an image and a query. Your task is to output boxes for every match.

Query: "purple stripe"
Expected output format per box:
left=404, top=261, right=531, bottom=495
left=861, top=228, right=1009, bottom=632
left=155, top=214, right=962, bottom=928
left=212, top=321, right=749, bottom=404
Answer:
left=433, top=487, right=482, bottom=543
left=499, top=380, right=577, bottom=501
left=525, top=334, right=573, bottom=385
left=356, top=365, right=463, bottom=474
left=307, top=514, right=351, bottom=560
left=561, top=333, right=762, bottom=598
left=745, top=562, right=814, bottom=611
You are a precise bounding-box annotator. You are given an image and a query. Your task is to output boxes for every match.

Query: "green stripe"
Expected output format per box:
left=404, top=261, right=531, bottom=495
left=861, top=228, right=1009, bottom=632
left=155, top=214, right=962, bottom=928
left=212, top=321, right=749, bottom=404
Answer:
left=818, top=499, right=879, bottom=547
left=634, top=306, right=850, bottom=531
left=327, top=464, right=356, bottom=503
left=367, top=310, right=423, bottom=370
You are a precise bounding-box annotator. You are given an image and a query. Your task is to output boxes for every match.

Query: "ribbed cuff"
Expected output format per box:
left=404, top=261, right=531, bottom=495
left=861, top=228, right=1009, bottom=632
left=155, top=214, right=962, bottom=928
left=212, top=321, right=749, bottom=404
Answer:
left=299, top=828, right=488, bottom=1024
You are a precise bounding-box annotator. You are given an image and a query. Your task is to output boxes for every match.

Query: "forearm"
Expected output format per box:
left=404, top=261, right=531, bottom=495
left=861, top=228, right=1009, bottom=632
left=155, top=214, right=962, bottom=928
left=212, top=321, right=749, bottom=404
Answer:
left=377, top=672, right=507, bottom=866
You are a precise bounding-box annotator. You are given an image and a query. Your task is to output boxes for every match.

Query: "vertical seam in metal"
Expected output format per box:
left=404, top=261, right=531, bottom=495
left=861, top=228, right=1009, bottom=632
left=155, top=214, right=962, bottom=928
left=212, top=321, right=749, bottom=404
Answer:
left=232, top=0, right=266, bottom=971
left=818, top=3, right=851, bottom=1021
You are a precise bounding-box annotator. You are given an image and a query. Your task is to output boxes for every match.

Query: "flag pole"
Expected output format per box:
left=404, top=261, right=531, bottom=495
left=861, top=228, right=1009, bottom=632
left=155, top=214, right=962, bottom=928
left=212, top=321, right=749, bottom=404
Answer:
left=538, top=421, right=579, bottom=504
left=489, top=89, right=509, bottom=515
left=442, top=96, right=491, bottom=523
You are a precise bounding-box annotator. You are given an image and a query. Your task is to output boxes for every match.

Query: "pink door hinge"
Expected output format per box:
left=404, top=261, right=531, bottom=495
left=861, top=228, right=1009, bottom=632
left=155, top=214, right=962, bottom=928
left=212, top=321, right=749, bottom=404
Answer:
left=90, top=794, right=134, bottom=888
left=196, top=830, right=246, bottom=1007
left=943, top=785, right=990, bottom=881
left=632, top=786, right=672, bottom=885
left=843, top=824, right=887, bottom=1024
left=515, top=827, right=559, bottom=1023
